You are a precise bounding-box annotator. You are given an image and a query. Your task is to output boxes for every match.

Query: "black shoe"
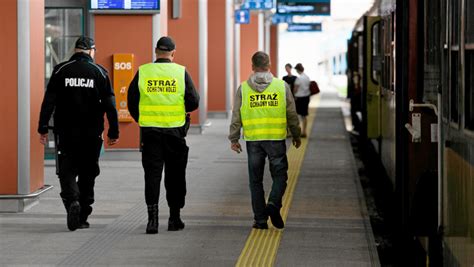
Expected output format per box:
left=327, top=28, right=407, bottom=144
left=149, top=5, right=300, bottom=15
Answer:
left=146, top=204, right=159, bottom=234
left=78, top=221, right=90, bottom=229
left=266, top=204, right=284, bottom=229
left=168, top=218, right=185, bottom=231
left=67, top=201, right=81, bottom=231
left=252, top=221, right=268, bottom=230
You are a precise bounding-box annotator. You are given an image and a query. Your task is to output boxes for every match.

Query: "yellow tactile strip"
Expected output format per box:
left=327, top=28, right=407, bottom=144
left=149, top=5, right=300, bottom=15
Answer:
left=236, top=96, right=320, bottom=267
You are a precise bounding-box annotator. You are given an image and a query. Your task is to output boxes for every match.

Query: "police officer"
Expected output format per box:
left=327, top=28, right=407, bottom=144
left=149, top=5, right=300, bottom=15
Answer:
left=127, top=36, right=199, bottom=234
left=38, top=36, right=119, bottom=231
left=229, top=51, right=301, bottom=229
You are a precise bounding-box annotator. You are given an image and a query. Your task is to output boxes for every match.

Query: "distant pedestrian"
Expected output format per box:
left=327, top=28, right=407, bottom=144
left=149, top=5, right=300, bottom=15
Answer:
left=282, top=63, right=297, bottom=95
left=127, top=36, right=200, bottom=234
left=38, top=36, right=119, bottom=231
left=294, top=63, right=311, bottom=137
left=229, top=51, right=301, bottom=230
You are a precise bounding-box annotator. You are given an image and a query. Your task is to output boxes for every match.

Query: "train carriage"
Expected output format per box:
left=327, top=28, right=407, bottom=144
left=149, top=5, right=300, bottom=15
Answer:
left=347, top=0, right=473, bottom=265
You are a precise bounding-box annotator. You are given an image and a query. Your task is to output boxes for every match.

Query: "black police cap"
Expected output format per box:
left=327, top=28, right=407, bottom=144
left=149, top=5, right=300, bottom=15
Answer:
left=156, top=36, right=176, bottom=51
left=75, top=36, right=96, bottom=50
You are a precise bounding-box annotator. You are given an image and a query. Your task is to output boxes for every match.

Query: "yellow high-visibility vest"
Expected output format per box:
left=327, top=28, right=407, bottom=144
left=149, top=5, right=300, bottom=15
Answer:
left=138, top=62, right=186, bottom=128
left=240, top=78, right=287, bottom=141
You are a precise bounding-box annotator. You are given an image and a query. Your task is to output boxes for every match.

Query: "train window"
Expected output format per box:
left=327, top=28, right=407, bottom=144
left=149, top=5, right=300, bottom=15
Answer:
left=465, top=51, right=474, bottom=130
left=451, top=0, right=460, bottom=46
left=425, top=0, right=440, bottom=65
left=451, top=51, right=459, bottom=123
left=467, top=1, right=474, bottom=44
left=442, top=50, right=449, bottom=120
left=371, top=23, right=381, bottom=84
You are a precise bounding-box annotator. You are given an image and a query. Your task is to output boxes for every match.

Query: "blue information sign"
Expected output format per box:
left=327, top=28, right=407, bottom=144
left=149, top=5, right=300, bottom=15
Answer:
left=235, top=9, right=250, bottom=24
left=241, top=0, right=274, bottom=10
left=277, top=0, right=330, bottom=15
left=287, top=23, right=322, bottom=32
left=90, top=0, right=159, bottom=10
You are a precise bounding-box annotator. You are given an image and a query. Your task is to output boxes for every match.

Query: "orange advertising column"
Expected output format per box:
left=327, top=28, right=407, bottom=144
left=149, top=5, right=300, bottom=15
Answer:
left=240, top=12, right=260, bottom=82
left=167, top=0, right=208, bottom=130
left=0, top=0, right=47, bottom=212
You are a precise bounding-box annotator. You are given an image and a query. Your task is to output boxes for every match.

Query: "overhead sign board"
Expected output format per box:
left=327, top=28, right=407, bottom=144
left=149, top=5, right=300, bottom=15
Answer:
left=277, top=0, right=330, bottom=15
left=241, top=0, right=274, bottom=10
left=287, top=23, right=322, bottom=32
left=90, top=0, right=159, bottom=11
left=235, top=9, right=250, bottom=24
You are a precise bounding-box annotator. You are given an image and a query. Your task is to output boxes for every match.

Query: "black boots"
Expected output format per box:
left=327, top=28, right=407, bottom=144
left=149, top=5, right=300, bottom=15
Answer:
left=168, top=208, right=185, bottom=231
left=146, top=204, right=159, bottom=234
left=266, top=204, right=284, bottom=229
left=67, top=201, right=81, bottom=231
left=146, top=206, right=185, bottom=233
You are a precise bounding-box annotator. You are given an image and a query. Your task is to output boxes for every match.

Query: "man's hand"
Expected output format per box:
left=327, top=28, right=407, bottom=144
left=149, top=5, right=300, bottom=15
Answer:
left=292, top=138, right=301, bottom=148
left=231, top=142, right=243, bottom=153
left=39, top=134, right=48, bottom=145
left=108, top=138, right=119, bottom=146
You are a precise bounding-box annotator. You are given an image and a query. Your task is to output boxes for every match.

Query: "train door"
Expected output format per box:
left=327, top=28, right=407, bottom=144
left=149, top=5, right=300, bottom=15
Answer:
left=380, top=12, right=397, bottom=185
left=363, top=16, right=382, bottom=142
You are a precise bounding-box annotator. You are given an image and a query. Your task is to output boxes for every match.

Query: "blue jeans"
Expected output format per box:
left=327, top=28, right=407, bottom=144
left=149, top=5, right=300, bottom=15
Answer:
left=246, top=140, right=288, bottom=223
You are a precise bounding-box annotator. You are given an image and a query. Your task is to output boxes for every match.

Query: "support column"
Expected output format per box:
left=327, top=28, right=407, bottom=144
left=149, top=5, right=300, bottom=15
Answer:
left=208, top=0, right=234, bottom=117
left=0, top=0, right=49, bottom=212
left=270, top=24, right=279, bottom=77
left=168, top=0, right=208, bottom=132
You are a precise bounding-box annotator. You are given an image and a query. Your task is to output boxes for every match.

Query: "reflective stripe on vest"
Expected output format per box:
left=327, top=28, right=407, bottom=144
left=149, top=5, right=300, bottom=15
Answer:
left=240, top=78, right=287, bottom=141
left=138, top=63, right=186, bottom=128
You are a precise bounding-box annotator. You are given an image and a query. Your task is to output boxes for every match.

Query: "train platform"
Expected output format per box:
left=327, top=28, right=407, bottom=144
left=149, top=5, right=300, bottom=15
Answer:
left=0, top=90, right=379, bottom=266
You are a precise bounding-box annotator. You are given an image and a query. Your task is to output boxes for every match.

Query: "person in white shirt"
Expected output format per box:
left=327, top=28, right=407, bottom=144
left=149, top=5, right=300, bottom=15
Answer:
left=293, top=63, right=311, bottom=137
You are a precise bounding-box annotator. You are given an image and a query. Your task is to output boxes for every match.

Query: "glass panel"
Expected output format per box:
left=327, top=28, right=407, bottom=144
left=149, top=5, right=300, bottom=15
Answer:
left=465, top=51, right=474, bottom=129
left=442, top=50, right=449, bottom=119
left=423, top=0, right=441, bottom=104
left=451, top=0, right=459, bottom=46
left=44, top=8, right=83, bottom=152
left=372, top=23, right=381, bottom=83
left=451, top=51, right=459, bottom=123
left=45, top=8, right=83, bottom=81
left=467, top=1, right=474, bottom=44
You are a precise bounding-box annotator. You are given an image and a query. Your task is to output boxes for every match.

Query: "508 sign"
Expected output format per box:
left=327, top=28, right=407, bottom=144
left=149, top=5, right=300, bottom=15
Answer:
left=114, top=62, right=132, bottom=70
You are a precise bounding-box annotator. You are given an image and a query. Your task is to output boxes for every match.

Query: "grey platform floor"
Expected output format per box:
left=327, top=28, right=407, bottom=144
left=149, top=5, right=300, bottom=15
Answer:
left=0, top=90, right=379, bottom=266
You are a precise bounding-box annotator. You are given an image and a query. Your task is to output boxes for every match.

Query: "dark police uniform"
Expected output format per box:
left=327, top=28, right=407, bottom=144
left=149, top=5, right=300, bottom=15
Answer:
left=38, top=38, right=119, bottom=231
left=127, top=36, right=199, bottom=234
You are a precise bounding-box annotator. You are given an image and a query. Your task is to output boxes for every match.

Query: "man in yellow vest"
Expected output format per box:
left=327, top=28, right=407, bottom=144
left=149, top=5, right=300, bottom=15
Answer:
left=229, top=51, right=301, bottom=229
left=127, top=36, right=200, bottom=234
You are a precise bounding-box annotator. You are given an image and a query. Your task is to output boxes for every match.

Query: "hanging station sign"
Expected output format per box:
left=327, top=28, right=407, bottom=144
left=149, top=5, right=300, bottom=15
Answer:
left=287, top=23, right=322, bottom=32
left=277, top=0, right=330, bottom=15
left=241, top=0, right=274, bottom=10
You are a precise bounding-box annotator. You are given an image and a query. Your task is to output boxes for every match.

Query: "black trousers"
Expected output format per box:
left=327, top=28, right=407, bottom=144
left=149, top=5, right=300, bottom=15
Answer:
left=142, top=131, right=189, bottom=209
left=57, top=135, right=102, bottom=219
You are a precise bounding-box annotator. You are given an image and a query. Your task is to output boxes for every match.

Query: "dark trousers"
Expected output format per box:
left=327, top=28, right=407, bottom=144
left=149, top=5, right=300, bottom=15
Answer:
left=142, top=131, right=189, bottom=209
left=57, top=136, right=102, bottom=220
left=246, top=140, right=288, bottom=223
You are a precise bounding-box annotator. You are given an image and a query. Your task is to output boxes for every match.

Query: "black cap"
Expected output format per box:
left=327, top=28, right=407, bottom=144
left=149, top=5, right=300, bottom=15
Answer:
left=75, top=36, right=95, bottom=50
left=156, top=36, right=176, bottom=51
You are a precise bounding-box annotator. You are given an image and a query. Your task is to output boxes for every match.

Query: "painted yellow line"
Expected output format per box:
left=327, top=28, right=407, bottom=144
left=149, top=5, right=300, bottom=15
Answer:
left=236, top=95, right=320, bottom=267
